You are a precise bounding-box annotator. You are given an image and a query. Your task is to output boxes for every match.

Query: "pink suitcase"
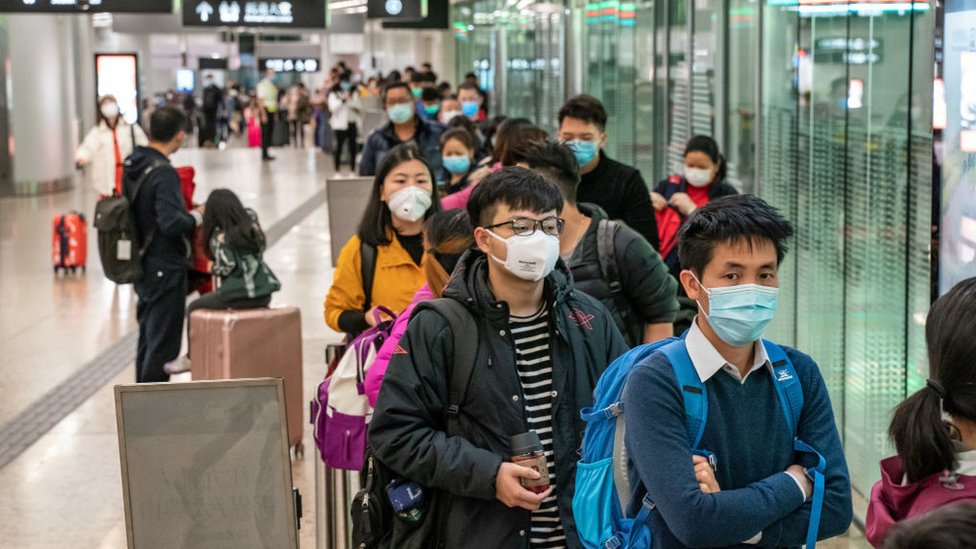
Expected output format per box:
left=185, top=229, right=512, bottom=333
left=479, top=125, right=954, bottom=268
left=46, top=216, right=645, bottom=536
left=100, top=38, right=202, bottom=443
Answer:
left=189, top=306, right=305, bottom=456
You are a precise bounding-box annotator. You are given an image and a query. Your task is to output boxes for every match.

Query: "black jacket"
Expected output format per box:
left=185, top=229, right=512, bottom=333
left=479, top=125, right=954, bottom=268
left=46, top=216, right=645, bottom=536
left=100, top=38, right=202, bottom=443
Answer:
left=123, top=146, right=196, bottom=272
left=358, top=116, right=445, bottom=176
left=577, top=151, right=659, bottom=251
left=654, top=175, right=739, bottom=278
left=566, top=203, right=678, bottom=346
left=368, top=251, right=628, bottom=549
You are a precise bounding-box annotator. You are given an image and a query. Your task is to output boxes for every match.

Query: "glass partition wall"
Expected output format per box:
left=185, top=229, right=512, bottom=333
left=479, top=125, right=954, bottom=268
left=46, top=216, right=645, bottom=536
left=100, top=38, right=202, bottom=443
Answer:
left=453, top=0, right=935, bottom=511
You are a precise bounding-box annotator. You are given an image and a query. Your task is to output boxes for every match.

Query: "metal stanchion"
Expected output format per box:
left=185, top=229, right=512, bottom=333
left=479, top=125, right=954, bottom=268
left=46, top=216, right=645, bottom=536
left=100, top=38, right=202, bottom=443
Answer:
left=317, top=456, right=361, bottom=549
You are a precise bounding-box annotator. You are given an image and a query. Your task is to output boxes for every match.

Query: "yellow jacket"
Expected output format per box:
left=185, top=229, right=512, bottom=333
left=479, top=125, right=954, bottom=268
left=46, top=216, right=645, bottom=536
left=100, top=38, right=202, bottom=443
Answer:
left=324, top=234, right=426, bottom=333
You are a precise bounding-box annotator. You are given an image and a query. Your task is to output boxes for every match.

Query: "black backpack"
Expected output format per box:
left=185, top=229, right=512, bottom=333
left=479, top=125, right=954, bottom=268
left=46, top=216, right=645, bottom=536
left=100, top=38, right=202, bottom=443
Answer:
left=93, top=160, right=166, bottom=284
left=596, top=219, right=642, bottom=346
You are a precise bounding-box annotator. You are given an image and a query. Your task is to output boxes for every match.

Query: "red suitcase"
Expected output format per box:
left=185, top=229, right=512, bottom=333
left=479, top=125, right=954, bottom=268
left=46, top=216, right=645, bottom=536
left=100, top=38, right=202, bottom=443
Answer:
left=52, top=211, right=87, bottom=275
left=189, top=306, right=305, bottom=456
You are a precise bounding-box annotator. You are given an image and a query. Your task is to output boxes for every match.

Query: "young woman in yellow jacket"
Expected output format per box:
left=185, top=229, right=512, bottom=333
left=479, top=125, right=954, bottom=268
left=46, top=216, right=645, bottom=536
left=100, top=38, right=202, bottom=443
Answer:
left=325, top=144, right=442, bottom=335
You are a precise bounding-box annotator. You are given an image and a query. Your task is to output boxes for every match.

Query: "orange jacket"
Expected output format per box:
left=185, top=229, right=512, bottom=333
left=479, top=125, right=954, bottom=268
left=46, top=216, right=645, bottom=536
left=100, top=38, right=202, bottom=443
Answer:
left=324, top=234, right=426, bottom=333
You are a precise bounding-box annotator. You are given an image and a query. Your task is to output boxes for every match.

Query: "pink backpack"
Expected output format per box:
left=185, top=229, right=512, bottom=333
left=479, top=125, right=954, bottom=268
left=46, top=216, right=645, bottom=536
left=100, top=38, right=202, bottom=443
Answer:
left=312, top=306, right=397, bottom=471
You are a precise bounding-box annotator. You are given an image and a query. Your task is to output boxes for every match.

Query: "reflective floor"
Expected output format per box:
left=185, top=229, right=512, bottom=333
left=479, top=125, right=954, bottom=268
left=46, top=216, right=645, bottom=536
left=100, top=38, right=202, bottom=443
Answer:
left=0, top=146, right=868, bottom=548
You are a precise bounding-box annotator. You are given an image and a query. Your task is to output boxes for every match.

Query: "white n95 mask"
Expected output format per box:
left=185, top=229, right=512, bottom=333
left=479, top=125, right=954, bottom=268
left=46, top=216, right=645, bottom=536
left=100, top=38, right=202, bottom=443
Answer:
left=486, top=230, right=560, bottom=282
left=388, top=186, right=432, bottom=223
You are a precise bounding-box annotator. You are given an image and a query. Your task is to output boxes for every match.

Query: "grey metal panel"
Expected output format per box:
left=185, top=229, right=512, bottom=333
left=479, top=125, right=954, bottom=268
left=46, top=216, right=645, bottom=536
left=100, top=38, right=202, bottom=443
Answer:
left=326, top=177, right=375, bottom=267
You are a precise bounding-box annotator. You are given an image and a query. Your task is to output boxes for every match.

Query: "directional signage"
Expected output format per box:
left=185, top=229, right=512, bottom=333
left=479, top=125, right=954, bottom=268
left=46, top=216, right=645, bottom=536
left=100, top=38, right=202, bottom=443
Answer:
left=0, top=0, right=172, bottom=12
left=383, top=0, right=445, bottom=29
left=259, top=57, right=320, bottom=73
left=182, top=0, right=326, bottom=28
left=367, top=0, right=424, bottom=20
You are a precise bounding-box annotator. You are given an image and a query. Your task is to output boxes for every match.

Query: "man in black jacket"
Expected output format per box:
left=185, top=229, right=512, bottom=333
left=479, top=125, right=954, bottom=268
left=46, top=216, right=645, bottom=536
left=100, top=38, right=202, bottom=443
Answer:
left=369, top=167, right=627, bottom=548
left=557, top=95, right=660, bottom=251
left=124, top=107, right=202, bottom=383
left=513, top=140, right=678, bottom=347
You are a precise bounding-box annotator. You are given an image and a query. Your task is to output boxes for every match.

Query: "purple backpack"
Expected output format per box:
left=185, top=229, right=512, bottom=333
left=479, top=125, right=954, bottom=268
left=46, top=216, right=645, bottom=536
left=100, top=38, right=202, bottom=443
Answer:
left=312, top=306, right=397, bottom=470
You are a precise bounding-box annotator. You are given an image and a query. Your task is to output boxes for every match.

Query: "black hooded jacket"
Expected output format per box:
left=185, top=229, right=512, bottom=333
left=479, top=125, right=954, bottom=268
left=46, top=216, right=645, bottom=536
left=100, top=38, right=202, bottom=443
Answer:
left=122, top=146, right=196, bottom=272
left=368, top=250, right=628, bottom=549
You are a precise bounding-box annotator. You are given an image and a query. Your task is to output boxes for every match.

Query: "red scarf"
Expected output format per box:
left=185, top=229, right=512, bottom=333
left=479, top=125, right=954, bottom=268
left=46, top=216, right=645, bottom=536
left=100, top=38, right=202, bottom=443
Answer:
left=111, top=126, right=123, bottom=196
left=656, top=177, right=713, bottom=259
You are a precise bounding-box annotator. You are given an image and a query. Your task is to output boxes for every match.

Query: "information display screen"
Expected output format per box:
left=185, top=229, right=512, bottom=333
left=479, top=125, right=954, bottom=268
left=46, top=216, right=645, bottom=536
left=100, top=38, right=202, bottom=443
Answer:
left=95, top=54, right=140, bottom=126
left=182, top=0, right=326, bottom=28
left=259, top=58, right=320, bottom=73
left=0, top=0, right=172, bottom=12
left=367, top=0, right=424, bottom=20
left=940, top=0, right=976, bottom=294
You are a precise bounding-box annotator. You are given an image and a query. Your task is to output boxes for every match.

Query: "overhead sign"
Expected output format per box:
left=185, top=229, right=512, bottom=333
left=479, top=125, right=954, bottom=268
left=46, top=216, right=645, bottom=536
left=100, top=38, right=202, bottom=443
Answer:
left=383, top=0, right=445, bottom=29
left=0, top=0, right=172, bottom=12
left=367, top=0, right=425, bottom=20
left=259, top=57, right=320, bottom=73
left=182, top=0, right=326, bottom=28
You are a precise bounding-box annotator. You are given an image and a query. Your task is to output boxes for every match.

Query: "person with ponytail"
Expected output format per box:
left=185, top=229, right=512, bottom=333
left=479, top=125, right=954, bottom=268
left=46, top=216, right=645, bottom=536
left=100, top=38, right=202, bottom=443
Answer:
left=164, top=188, right=281, bottom=374
left=866, top=277, right=976, bottom=547
left=363, top=209, right=474, bottom=407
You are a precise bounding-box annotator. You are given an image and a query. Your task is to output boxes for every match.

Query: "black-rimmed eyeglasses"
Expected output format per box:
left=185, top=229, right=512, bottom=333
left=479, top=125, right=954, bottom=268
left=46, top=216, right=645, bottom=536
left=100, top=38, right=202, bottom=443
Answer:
left=483, top=216, right=565, bottom=237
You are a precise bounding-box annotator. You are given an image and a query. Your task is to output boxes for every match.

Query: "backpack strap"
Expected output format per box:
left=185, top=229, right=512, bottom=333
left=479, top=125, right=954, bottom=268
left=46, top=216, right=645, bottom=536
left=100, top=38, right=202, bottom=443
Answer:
left=762, top=340, right=802, bottom=436
left=660, top=340, right=708, bottom=450
left=360, top=241, right=378, bottom=311
left=423, top=299, right=479, bottom=436
left=763, top=340, right=826, bottom=549
left=128, top=159, right=168, bottom=256
left=596, top=219, right=621, bottom=299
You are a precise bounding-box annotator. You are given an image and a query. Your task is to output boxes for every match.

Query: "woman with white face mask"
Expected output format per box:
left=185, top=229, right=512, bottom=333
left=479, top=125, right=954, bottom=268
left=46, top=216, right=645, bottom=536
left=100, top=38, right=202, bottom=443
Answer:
left=651, top=135, right=739, bottom=281
left=325, top=144, right=442, bottom=337
left=74, top=95, right=149, bottom=198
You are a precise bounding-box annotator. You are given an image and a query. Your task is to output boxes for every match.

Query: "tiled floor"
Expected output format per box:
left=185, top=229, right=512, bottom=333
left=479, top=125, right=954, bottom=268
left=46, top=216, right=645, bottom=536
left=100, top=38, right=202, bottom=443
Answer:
left=0, top=146, right=871, bottom=548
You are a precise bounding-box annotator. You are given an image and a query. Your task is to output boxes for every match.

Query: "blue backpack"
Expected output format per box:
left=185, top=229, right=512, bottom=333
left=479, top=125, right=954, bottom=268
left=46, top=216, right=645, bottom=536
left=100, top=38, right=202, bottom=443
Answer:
left=573, top=337, right=826, bottom=549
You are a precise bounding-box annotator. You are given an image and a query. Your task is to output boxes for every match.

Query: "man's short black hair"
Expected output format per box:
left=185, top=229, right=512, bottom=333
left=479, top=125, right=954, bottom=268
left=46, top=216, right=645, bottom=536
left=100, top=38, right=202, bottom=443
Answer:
left=421, top=87, right=440, bottom=102
left=149, top=106, right=187, bottom=143
left=511, top=140, right=580, bottom=205
left=677, top=194, right=794, bottom=275
left=558, top=94, right=608, bottom=131
left=467, top=167, right=563, bottom=228
left=382, top=81, right=411, bottom=102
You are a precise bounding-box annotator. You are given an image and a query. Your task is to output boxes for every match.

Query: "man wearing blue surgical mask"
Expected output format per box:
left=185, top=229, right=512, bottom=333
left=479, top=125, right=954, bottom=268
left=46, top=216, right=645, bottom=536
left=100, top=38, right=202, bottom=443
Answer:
left=557, top=95, right=659, bottom=251
left=359, top=81, right=445, bottom=176
left=620, top=194, right=853, bottom=548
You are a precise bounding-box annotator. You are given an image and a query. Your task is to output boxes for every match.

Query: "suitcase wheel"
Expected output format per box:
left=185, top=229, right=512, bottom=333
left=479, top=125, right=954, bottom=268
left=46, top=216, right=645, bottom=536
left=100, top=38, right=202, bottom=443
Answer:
left=70, top=267, right=76, bottom=274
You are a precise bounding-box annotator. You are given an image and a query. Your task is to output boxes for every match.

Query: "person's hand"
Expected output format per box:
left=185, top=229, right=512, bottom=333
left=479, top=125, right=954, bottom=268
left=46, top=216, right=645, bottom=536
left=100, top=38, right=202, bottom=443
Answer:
left=74, top=158, right=86, bottom=170
left=364, top=306, right=394, bottom=327
left=693, top=455, right=721, bottom=494
left=194, top=204, right=206, bottom=215
left=494, top=462, right=552, bottom=511
left=650, top=191, right=667, bottom=211
left=786, top=464, right=813, bottom=500
left=669, top=192, right=697, bottom=216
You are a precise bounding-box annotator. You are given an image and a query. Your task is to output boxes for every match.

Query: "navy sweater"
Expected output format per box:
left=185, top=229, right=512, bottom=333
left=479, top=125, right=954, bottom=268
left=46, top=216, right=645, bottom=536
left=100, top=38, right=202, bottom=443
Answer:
left=622, top=346, right=853, bottom=548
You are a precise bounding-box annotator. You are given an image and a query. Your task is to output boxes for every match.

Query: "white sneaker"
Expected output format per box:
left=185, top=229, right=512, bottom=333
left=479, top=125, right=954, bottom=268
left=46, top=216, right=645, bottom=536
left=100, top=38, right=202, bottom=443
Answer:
left=164, top=355, right=191, bottom=375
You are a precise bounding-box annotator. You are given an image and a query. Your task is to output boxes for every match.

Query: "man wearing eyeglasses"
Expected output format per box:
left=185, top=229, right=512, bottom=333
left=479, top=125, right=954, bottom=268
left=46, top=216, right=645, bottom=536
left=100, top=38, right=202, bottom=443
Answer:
left=369, top=167, right=628, bottom=549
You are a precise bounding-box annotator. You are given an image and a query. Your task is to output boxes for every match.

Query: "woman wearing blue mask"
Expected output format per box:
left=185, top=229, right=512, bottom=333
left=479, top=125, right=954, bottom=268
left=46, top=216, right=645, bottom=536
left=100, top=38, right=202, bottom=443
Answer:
left=327, top=71, right=361, bottom=175
left=439, top=128, right=478, bottom=195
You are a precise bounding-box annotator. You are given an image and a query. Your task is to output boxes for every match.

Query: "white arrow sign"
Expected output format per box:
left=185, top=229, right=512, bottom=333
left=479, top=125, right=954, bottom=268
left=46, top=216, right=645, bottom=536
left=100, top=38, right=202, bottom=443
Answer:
left=196, top=1, right=214, bottom=22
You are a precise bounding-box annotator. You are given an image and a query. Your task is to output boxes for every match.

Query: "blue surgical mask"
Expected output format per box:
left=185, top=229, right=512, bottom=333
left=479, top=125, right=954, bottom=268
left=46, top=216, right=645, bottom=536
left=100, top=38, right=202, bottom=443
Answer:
left=693, top=275, right=779, bottom=347
left=387, top=103, right=414, bottom=124
left=340, top=81, right=352, bottom=91
left=424, top=104, right=440, bottom=116
left=442, top=155, right=471, bottom=174
left=461, top=100, right=480, bottom=118
left=568, top=139, right=599, bottom=166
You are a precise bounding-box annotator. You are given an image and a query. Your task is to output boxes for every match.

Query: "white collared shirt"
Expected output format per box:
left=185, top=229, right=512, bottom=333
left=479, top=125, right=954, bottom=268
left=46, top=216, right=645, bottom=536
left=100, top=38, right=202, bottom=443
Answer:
left=685, top=316, right=771, bottom=384
left=684, top=317, right=806, bottom=544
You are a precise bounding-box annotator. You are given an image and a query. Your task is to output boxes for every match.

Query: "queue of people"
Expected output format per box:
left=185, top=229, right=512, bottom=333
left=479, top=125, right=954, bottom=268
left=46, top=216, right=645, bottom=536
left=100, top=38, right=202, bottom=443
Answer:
left=72, top=60, right=975, bottom=549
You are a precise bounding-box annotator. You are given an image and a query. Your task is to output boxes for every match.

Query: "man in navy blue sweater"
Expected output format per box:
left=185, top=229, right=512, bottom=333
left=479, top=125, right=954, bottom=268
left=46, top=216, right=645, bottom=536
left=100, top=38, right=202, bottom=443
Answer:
left=623, top=194, right=852, bottom=548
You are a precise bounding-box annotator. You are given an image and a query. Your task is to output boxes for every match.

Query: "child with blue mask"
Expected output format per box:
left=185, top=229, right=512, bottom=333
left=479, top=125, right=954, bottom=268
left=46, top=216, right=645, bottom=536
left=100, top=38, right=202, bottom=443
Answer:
left=439, top=128, right=478, bottom=195
left=616, top=194, right=852, bottom=549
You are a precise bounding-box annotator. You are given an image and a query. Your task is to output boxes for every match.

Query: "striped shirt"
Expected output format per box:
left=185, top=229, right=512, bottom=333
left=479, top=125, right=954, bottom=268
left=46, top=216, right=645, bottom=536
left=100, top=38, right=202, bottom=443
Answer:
left=510, top=306, right=565, bottom=549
